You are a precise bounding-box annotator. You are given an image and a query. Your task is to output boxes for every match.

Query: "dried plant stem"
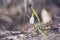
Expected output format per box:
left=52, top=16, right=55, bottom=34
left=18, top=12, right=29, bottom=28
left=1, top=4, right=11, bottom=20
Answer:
left=24, top=0, right=27, bottom=13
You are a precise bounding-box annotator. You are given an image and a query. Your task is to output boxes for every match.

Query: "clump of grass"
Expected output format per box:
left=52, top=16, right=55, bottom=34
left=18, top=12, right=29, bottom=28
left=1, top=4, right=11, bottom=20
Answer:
left=31, top=8, right=47, bottom=37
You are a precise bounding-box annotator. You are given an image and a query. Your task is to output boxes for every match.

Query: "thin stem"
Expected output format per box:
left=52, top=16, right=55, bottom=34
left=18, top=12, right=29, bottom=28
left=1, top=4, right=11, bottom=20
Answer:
left=24, top=0, right=27, bottom=13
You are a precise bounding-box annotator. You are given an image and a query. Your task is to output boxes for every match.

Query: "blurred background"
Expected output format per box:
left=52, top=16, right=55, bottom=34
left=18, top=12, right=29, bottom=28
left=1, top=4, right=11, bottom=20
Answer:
left=0, top=0, right=60, bottom=40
